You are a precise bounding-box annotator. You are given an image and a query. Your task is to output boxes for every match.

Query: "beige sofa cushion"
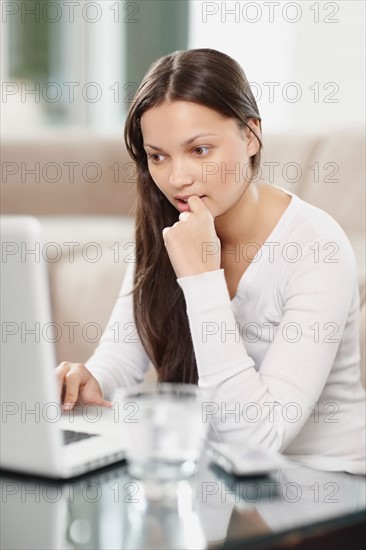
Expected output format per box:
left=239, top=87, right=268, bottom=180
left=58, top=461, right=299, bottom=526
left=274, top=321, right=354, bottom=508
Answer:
left=261, top=130, right=365, bottom=234
left=1, top=134, right=135, bottom=216
left=40, top=216, right=135, bottom=363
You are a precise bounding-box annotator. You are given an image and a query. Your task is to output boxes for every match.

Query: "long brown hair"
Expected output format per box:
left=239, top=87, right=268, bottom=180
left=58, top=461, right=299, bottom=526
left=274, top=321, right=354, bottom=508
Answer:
left=124, top=48, right=262, bottom=384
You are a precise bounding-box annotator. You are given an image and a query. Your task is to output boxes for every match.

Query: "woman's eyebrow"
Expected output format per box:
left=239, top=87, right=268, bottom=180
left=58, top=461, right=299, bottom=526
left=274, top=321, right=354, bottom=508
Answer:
left=181, top=133, right=219, bottom=146
left=144, top=133, right=219, bottom=150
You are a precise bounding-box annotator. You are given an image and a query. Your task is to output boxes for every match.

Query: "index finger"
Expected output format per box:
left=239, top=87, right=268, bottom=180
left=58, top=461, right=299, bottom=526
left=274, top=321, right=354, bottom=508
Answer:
left=55, top=362, right=84, bottom=410
left=62, top=369, right=83, bottom=410
left=55, top=362, right=72, bottom=402
left=187, top=195, right=210, bottom=215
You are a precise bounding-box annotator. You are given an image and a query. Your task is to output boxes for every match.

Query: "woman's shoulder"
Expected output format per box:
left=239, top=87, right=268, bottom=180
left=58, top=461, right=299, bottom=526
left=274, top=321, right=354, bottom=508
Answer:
left=273, top=184, right=353, bottom=248
left=270, top=186, right=358, bottom=289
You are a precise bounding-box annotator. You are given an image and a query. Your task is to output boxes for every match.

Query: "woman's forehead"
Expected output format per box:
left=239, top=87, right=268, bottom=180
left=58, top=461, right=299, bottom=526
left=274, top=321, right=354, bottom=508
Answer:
left=140, top=101, right=235, bottom=137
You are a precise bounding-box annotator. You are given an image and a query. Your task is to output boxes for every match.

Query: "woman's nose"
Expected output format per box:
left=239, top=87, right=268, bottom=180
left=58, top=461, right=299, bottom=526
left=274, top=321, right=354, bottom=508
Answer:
left=169, top=160, right=194, bottom=188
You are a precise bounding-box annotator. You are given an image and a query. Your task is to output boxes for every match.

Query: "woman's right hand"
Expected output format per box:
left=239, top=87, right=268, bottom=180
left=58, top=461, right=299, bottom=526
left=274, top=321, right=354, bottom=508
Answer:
left=55, top=362, right=112, bottom=411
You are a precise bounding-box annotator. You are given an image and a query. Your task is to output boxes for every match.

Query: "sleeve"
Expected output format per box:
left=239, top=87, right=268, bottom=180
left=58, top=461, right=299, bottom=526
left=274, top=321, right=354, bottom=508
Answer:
left=85, top=261, right=151, bottom=399
left=177, top=236, right=358, bottom=452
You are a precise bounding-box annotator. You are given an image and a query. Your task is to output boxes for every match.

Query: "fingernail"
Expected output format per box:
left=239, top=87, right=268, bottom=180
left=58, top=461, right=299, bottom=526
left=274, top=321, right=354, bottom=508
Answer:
left=62, top=402, right=73, bottom=411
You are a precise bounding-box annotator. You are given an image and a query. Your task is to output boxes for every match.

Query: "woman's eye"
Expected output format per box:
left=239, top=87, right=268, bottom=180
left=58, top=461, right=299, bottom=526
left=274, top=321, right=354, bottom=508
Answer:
left=147, top=153, right=165, bottom=163
left=192, top=146, right=210, bottom=156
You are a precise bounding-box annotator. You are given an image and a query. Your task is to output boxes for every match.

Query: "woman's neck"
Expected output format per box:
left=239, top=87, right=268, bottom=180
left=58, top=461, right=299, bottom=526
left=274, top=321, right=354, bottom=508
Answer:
left=214, top=181, right=264, bottom=248
left=215, top=182, right=292, bottom=265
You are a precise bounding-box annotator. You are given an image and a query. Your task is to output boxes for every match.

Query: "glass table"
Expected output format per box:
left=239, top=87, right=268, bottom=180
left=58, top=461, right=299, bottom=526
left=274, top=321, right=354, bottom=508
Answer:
left=1, top=450, right=365, bottom=549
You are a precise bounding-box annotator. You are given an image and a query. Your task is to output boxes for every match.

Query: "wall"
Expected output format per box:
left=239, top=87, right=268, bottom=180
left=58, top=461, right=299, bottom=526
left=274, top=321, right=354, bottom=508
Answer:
left=188, top=0, right=365, bottom=133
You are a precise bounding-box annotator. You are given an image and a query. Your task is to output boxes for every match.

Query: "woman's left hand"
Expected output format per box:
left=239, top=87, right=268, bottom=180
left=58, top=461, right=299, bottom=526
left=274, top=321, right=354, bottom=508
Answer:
left=162, top=195, right=221, bottom=278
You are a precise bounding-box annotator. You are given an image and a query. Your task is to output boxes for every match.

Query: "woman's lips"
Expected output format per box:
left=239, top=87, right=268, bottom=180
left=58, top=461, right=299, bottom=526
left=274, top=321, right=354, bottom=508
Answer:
left=176, top=196, right=206, bottom=212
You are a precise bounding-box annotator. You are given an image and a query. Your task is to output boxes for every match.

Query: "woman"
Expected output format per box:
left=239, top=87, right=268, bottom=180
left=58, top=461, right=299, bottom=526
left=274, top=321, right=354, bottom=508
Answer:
left=56, top=49, right=365, bottom=474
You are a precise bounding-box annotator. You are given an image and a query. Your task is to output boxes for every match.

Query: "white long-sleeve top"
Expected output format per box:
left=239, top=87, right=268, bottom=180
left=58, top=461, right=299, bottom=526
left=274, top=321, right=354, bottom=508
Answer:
left=86, top=189, right=366, bottom=474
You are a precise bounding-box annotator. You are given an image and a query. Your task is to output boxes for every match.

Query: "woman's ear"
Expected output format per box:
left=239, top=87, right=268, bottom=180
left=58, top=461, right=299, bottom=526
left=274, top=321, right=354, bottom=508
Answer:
left=246, top=118, right=261, bottom=156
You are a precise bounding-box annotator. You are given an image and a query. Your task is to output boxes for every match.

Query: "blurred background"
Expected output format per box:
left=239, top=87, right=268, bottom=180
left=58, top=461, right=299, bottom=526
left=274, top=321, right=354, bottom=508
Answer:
left=1, top=0, right=365, bottom=134
left=1, top=1, right=365, bottom=373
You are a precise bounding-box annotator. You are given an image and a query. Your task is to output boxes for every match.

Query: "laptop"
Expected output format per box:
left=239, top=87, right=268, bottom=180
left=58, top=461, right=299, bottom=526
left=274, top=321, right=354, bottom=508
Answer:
left=0, top=215, right=126, bottom=478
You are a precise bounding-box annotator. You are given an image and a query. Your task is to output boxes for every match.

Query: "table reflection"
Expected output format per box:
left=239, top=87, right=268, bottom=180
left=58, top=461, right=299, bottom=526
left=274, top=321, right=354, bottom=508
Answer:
left=1, top=452, right=365, bottom=550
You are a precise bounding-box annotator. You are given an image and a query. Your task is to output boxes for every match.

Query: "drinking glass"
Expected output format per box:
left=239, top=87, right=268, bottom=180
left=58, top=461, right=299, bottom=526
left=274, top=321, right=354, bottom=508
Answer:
left=114, top=383, right=210, bottom=480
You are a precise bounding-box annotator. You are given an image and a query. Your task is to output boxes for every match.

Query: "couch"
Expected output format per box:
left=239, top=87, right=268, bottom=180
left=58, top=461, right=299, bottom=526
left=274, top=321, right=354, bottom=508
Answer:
left=1, top=129, right=365, bottom=385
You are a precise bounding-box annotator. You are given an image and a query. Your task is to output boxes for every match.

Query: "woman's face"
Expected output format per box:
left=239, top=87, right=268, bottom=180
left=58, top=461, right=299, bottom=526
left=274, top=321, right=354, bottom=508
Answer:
left=140, top=100, right=260, bottom=218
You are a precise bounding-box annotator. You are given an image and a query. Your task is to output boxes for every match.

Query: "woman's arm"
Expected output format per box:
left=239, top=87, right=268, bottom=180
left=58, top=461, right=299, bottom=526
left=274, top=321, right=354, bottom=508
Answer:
left=177, top=235, right=359, bottom=452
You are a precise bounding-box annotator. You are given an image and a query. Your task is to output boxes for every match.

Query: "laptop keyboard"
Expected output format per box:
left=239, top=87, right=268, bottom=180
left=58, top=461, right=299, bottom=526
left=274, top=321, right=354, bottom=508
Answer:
left=62, top=429, right=99, bottom=446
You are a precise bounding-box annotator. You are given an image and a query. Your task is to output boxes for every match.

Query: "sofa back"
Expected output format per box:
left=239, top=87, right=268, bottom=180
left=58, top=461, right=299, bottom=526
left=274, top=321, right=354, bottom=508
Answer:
left=2, top=130, right=365, bottom=233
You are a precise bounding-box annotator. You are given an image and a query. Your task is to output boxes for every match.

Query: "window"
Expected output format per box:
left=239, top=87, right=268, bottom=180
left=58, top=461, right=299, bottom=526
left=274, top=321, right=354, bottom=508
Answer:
left=1, top=0, right=189, bottom=134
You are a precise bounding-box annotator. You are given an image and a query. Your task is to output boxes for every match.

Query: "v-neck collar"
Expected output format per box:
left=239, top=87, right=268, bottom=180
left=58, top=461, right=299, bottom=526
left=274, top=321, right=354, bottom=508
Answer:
left=230, top=186, right=298, bottom=302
